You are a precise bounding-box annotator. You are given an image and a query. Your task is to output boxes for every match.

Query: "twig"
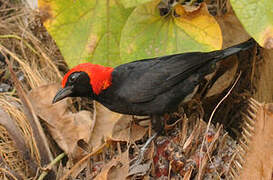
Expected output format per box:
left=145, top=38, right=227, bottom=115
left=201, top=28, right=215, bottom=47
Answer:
left=38, top=153, right=66, bottom=180
left=198, top=72, right=242, bottom=180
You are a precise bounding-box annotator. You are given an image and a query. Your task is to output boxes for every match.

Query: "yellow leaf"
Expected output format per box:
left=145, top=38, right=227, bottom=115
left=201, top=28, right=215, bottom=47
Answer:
left=174, top=3, right=222, bottom=50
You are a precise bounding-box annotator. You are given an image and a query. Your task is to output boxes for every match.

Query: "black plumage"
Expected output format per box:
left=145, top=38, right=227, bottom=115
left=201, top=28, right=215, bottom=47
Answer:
left=95, top=39, right=253, bottom=115
left=53, top=39, right=254, bottom=132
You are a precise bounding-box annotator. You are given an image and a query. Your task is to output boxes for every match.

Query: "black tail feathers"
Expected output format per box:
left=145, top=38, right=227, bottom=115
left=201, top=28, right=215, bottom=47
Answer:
left=214, top=38, right=255, bottom=61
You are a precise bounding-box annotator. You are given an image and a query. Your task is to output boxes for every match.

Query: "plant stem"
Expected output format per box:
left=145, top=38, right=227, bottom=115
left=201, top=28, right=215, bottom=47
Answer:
left=38, top=153, right=66, bottom=180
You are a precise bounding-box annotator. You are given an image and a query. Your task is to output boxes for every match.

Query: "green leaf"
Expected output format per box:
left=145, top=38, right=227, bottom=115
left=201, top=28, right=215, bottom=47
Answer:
left=120, top=0, right=153, bottom=8
left=38, top=0, right=132, bottom=67
left=230, top=0, right=273, bottom=49
left=120, top=1, right=222, bottom=62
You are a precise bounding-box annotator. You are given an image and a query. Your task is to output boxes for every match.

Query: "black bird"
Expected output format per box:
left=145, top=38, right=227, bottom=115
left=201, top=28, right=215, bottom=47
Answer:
left=53, top=39, right=254, bottom=132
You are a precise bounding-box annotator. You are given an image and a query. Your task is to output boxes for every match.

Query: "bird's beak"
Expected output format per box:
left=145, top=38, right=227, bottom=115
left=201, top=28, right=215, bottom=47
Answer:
left=52, top=86, right=73, bottom=104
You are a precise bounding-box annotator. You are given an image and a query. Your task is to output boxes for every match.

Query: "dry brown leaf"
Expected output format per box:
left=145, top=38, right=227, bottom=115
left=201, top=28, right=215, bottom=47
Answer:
left=91, top=102, right=146, bottom=150
left=95, top=150, right=129, bottom=180
left=108, top=150, right=129, bottom=180
left=216, top=10, right=250, bottom=49
left=94, top=160, right=118, bottom=180
left=238, top=103, right=273, bottom=179
left=111, top=117, right=147, bottom=142
left=28, top=83, right=92, bottom=161
left=90, top=102, right=122, bottom=150
left=206, top=56, right=238, bottom=97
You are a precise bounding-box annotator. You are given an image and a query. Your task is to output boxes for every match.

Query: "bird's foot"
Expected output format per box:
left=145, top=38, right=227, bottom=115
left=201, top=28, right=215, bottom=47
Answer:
left=129, top=133, right=158, bottom=170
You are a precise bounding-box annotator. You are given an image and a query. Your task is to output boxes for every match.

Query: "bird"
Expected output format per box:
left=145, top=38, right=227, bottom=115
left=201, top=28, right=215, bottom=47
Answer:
left=53, top=39, right=254, bottom=133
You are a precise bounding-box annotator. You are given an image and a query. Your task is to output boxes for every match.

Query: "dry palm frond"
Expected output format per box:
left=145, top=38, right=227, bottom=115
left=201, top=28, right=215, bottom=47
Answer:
left=0, top=125, right=31, bottom=179
left=0, top=0, right=64, bottom=178
left=228, top=98, right=273, bottom=179
left=0, top=95, right=39, bottom=163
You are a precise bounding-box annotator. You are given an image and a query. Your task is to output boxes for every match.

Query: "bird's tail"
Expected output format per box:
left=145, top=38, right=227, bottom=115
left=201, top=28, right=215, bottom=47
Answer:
left=213, top=38, right=255, bottom=62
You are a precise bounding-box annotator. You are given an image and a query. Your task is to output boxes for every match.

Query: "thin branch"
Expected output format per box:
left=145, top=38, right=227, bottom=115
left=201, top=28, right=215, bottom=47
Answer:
left=38, top=153, right=66, bottom=180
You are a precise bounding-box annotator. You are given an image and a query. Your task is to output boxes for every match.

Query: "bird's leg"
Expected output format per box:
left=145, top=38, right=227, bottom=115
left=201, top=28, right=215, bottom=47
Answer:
left=130, top=115, right=165, bottom=168
left=130, top=132, right=158, bottom=170
left=151, top=115, right=165, bottom=134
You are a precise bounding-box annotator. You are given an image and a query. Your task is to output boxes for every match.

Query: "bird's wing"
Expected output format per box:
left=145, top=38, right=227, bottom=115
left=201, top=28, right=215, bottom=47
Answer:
left=113, top=52, right=216, bottom=103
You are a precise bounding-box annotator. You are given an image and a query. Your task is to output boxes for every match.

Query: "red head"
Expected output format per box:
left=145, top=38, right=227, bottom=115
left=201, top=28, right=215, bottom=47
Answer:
left=53, top=63, right=114, bottom=103
left=62, top=63, right=114, bottom=95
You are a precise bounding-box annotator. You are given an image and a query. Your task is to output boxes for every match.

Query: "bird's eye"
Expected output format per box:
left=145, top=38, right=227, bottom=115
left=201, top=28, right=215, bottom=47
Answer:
left=69, top=73, right=78, bottom=83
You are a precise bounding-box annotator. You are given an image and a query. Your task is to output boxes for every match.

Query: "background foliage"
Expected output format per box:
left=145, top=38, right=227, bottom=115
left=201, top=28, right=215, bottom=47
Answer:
left=38, top=0, right=273, bottom=67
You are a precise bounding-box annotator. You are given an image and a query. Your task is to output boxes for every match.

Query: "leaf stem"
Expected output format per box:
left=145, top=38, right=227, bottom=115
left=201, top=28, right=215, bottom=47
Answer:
left=38, top=153, right=66, bottom=180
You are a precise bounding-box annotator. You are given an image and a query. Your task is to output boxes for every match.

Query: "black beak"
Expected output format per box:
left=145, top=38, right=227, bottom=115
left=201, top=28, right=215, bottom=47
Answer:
left=52, top=86, right=73, bottom=103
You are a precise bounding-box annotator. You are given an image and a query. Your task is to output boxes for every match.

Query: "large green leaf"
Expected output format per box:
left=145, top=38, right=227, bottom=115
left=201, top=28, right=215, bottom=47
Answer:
left=38, top=0, right=132, bottom=67
left=120, top=1, right=222, bottom=62
left=120, top=0, right=153, bottom=8
left=230, top=0, right=273, bottom=49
